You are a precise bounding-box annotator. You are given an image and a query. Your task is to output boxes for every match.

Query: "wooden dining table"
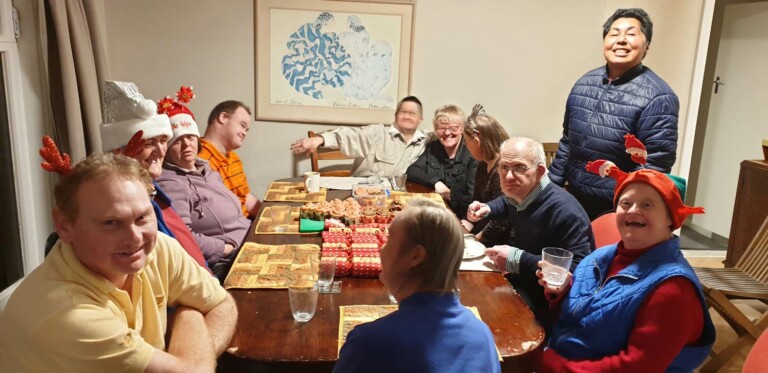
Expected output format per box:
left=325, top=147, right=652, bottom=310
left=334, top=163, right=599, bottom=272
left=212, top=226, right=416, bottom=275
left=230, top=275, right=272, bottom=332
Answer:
left=218, top=180, right=545, bottom=373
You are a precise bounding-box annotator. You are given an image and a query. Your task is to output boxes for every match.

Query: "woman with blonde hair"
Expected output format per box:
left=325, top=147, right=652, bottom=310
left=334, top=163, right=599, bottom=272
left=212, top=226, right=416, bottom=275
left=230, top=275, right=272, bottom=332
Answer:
left=406, top=105, right=478, bottom=219
left=334, top=199, right=500, bottom=372
left=460, top=106, right=514, bottom=246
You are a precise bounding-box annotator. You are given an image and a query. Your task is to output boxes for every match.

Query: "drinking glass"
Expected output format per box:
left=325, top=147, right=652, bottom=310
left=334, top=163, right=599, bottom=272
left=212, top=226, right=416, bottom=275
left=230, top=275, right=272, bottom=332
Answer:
left=541, top=247, right=574, bottom=289
left=318, top=256, right=337, bottom=291
left=386, top=289, right=398, bottom=304
left=388, top=174, right=407, bottom=191
left=288, top=282, right=319, bottom=322
left=269, top=205, right=292, bottom=232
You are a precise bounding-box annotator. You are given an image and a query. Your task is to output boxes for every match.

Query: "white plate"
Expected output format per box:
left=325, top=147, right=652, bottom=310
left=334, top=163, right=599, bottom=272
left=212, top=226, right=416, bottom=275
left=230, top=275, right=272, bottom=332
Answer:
left=463, top=237, right=486, bottom=259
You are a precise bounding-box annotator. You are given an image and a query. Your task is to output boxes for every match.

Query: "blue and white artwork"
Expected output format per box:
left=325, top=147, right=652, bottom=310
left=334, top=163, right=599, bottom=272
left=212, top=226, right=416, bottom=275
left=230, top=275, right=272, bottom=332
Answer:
left=270, top=9, right=401, bottom=110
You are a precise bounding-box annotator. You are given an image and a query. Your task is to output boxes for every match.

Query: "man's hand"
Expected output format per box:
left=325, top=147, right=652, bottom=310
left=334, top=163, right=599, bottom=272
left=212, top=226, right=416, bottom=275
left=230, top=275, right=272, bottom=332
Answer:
left=466, top=201, right=490, bottom=222
left=434, top=181, right=451, bottom=200
left=290, top=137, right=324, bottom=156
left=484, top=245, right=523, bottom=274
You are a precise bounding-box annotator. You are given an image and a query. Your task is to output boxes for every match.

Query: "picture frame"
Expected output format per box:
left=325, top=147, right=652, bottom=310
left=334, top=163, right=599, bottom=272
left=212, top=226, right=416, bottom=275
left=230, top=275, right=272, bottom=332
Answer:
left=255, top=0, right=414, bottom=125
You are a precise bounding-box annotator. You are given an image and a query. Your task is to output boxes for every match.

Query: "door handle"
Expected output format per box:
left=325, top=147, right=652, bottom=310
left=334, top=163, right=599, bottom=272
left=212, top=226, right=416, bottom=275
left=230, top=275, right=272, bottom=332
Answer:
left=713, top=76, right=725, bottom=94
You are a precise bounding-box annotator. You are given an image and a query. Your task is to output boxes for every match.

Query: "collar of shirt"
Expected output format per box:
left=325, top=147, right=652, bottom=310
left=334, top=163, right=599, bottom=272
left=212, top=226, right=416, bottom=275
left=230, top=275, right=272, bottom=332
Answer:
left=199, top=138, right=230, bottom=162
left=505, top=174, right=550, bottom=211
left=389, top=124, right=426, bottom=145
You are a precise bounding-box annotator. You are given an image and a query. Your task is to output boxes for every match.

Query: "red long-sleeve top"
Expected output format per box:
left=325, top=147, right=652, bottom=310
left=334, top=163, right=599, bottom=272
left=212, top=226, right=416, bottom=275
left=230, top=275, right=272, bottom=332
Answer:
left=539, top=243, right=704, bottom=372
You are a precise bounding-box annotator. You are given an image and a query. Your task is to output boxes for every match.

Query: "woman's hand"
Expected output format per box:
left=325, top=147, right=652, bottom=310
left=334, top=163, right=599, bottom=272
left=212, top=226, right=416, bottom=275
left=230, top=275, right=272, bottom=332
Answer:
left=460, top=219, right=474, bottom=232
left=466, top=201, right=490, bottom=222
left=537, top=260, right=573, bottom=297
left=434, top=181, right=451, bottom=200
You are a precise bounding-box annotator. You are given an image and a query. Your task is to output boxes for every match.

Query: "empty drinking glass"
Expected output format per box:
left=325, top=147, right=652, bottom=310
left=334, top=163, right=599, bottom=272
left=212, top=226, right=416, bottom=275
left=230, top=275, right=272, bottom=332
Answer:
left=541, top=247, right=574, bottom=289
left=318, top=256, right=337, bottom=292
left=388, top=174, right=407, bottom=192
left=288, top=281, right=319, bottom=322
left=269, top=205, right=292, bottom=232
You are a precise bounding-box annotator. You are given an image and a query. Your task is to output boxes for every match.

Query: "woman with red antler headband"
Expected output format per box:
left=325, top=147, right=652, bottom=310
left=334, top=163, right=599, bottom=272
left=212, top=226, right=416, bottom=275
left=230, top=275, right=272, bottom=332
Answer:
left=535, top=135, right=715, bottom=372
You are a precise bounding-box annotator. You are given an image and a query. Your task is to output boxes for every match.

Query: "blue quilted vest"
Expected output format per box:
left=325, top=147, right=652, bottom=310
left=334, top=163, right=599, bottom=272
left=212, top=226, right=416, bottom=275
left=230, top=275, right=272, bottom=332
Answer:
left=549, top=237, right=715, bottom=372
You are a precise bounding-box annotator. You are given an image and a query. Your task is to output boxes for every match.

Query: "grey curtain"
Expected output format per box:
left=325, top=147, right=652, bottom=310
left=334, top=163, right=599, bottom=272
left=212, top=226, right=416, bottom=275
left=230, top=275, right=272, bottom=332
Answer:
left=39, top=0, right=108, bottom=160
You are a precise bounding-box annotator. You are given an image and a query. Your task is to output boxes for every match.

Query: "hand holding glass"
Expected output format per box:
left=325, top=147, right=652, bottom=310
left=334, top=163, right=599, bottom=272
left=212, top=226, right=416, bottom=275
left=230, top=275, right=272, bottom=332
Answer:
left=541, top=247, right=574, bottom=289
left=318, top=256, right=337, bottom=291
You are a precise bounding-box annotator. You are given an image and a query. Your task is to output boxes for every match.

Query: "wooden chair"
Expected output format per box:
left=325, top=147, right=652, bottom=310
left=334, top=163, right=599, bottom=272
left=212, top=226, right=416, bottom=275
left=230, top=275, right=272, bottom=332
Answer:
left=543, top=142, right=559, bottom=168
left=591, top=212, right=621, bottom=249
left=308, top=131, right=353, bottom=177
left=694, top=215, right=768, bottom=373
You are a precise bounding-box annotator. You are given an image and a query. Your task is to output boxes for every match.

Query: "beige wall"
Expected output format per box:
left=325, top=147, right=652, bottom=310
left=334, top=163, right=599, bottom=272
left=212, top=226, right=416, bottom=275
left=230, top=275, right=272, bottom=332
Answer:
left=104, top=0, right=703, bottom=198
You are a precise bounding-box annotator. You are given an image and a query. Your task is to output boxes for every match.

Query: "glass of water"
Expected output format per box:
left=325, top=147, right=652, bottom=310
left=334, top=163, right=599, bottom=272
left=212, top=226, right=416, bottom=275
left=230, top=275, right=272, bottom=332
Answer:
left=388, top=174, right=407, bottom=192
left=541, top=247, right=574, bottom=289
left=318, top=256, right=337, bottom=292
left=288, top=281, right=319, bottom=322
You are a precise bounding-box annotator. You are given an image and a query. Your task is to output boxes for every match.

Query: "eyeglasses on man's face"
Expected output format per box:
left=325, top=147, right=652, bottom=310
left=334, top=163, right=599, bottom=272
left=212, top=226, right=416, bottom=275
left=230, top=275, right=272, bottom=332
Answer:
left=498, top=163, right=536, bottom=176
left=436, top=125, right=462, bottom=134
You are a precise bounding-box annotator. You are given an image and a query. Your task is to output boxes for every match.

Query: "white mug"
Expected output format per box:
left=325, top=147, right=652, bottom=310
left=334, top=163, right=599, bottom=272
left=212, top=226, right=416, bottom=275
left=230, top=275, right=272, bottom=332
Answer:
left=304, top=171, right=320, bottom=193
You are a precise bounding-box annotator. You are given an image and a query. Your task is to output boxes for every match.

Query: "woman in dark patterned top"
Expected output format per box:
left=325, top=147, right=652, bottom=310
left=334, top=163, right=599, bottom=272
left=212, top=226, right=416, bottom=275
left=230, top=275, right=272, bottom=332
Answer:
left=460, top=112, right=515, bottom=246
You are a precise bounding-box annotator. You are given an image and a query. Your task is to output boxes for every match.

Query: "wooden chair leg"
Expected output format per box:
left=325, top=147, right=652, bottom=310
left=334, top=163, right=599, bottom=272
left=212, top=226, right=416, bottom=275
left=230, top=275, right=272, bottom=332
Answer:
left=700, top=334, right=755, bottom=373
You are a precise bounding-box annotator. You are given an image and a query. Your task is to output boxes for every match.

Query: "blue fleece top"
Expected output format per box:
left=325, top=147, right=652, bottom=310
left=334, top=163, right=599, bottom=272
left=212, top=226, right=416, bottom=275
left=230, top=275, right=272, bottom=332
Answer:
left=333, top=292, right=500, bottom=373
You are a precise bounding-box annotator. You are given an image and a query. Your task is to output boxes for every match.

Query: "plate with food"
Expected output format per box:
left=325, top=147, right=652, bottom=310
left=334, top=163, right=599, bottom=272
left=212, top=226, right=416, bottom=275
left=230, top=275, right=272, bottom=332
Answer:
left=463, top=235, right=486, bottom=260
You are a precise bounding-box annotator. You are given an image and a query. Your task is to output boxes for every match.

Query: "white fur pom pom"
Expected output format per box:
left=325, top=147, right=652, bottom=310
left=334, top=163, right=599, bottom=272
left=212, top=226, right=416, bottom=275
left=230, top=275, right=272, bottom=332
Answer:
left=134, top=99, right=157, bottom=119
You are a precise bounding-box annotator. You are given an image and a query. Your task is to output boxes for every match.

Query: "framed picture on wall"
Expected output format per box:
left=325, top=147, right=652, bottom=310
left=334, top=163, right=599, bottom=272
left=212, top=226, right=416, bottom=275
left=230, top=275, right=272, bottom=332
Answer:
left=255, top=0, right=414, bottom=125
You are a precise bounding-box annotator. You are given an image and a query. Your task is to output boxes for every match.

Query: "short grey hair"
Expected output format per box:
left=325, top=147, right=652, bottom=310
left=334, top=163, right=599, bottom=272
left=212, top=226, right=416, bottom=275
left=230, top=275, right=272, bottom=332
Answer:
left=500, top=137, right=546, bottom=166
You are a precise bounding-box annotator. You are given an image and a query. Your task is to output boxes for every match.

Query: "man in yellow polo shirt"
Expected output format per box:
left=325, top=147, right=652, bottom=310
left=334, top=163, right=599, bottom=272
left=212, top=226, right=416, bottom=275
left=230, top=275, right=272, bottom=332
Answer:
left=199, top=100, right=260, bottom=218
left=0, top=153, right=237, bottom=372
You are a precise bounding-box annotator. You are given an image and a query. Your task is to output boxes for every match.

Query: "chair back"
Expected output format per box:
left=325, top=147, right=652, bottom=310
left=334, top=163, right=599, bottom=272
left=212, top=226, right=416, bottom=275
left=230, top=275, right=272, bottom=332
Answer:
left=308, top=131, right=353, bottom=177
left=735, top=214, right=768, bottom=283
left=591, top=212, right=621, bottom=249
left=543, top=142, right=558, bottom=168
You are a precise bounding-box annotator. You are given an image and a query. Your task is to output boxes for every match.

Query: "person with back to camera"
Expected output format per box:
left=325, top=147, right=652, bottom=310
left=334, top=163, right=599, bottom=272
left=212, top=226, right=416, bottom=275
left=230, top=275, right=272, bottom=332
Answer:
left=334, top=198, right=500, bottom=373
left=537, top=135, right=715, bottom=372
left=549, top=8, right=679, bottom=220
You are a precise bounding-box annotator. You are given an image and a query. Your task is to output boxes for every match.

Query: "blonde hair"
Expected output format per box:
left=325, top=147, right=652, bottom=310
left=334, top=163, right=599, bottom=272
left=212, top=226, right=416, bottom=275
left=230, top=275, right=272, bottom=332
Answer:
left=432, top=104, right=466, bottom=128
left=466, top=114, right=509, bottom=162
left=398, top=198, right=463, bottom=293
left=54, top=153, right=154, bottom=219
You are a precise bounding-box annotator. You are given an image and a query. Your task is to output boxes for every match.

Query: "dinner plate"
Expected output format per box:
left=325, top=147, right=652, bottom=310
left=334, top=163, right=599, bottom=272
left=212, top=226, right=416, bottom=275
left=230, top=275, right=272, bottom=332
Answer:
left=463, top=237, right=486, bottom=259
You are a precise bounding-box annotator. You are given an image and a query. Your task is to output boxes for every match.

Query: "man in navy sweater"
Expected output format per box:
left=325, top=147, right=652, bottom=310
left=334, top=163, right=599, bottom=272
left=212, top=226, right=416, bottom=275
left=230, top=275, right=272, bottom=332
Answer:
left=467, top=137, right=595, bottom=326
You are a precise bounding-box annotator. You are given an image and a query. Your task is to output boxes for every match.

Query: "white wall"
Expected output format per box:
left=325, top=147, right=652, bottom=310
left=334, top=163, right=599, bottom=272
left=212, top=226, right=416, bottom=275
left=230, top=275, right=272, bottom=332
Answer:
left=104, top=0, right=704, bottom=198
left=692, top=1, right=768, bottom=237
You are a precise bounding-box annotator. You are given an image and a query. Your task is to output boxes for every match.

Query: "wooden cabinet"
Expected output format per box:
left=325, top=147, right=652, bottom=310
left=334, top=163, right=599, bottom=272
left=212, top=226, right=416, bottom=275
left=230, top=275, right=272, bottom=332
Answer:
left=726, top=160, right=768, bottom=267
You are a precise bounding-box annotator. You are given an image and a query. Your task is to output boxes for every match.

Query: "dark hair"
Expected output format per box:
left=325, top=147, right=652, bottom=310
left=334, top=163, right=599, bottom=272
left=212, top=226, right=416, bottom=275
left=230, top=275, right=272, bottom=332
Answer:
left=396, top=96, right=423, bottom=117
left=207, top=100, right=251, bottom=126
left=602, top=8, right=653, bottom=44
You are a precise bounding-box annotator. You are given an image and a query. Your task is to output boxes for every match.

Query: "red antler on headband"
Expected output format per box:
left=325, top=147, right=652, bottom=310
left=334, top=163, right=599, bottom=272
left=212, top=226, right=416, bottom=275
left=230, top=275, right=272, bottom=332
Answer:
left=157, top=96, right=175, bottom=115
left=39, top=136, right=72, bottom=176
left=624, top=134, right=647, bottom=166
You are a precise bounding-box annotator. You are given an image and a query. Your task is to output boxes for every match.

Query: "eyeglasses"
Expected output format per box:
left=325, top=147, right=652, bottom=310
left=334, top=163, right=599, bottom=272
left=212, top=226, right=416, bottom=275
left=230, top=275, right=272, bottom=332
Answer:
left=498, top=163, right=536, bottom=176
left=436, top=125, right=462, bottom=134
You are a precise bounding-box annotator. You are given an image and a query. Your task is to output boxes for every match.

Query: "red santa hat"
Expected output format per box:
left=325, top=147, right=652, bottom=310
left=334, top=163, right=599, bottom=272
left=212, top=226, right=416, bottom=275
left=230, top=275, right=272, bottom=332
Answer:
left=157, top=86, right=199, bottom=146
left=100, top=81, right=172, bottom=152
left=585, top=134, right=704, bottom=229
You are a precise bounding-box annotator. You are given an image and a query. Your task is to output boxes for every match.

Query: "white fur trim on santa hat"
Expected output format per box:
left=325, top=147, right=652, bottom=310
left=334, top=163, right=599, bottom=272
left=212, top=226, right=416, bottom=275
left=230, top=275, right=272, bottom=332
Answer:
left=168, top=113, right=200, bottom=145
left=100, top=114, right=172, bottom=152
